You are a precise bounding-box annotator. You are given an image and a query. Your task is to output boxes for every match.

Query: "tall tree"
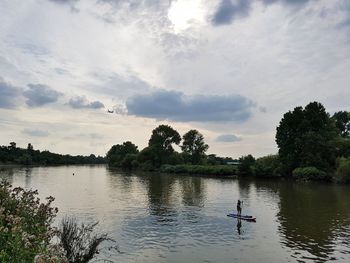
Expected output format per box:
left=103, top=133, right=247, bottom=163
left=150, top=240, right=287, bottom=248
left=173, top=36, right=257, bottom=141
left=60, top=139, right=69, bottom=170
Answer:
left=148, top=125, right=181, bottom=152
left=106, top=141, right=139, bottom=166
left=144, top=125, right=181, bottom=167
left=332, top=111, right=350, bottom=138
left=181, top=129, right=209, bottom=164
left=27, top=143, right=34, bottom=151
left=276, top=102, right=337, bottom=174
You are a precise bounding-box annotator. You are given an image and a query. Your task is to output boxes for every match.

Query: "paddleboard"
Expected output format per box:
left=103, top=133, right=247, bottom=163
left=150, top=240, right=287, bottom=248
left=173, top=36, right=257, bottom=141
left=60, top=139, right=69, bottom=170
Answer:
left=227, top=213, right=256, bottom=222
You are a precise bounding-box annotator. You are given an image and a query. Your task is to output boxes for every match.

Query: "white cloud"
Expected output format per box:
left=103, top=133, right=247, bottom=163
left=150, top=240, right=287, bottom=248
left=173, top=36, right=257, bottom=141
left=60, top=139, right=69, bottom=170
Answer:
left=0, top=0, right=349, bottom=157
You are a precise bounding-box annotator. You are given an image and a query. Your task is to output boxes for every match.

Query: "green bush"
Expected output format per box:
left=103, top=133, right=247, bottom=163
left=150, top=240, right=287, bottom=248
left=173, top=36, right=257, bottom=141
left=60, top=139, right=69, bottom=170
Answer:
left=334, top=158, right=350, bottom=183
left=0, top=181, right=59, bottom=262
left=159, top=164, right=237, bottom=176
left=254, top=155, right=281, bottom=177
left=292, top=167, right=328, bottom=181
left=238, top=155, right=255, bottom=176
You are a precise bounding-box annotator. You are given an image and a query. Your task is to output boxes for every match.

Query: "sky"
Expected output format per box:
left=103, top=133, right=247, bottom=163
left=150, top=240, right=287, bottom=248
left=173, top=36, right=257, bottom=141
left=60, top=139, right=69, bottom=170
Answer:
left=0, top=0, right=349, bottom=158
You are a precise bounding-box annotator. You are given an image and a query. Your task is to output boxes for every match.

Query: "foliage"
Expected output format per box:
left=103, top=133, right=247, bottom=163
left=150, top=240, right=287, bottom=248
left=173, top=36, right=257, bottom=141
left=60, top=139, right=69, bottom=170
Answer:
left=276, top=102, right=338, bottom=174
left=254, top=155, right=281, bottom=177
left=332, top=137, right=350, bottom=159
left=141, top=125, right=182, bottom=168
left=334, top=157, right=350, bottom=183
left=331, top=111, right=350, bottom=138
left=292, top=167, right=328, bottom=181
left=120, top=154, right=139, bottom=169
left=0, top=143, right=106, bottom=165
left=106, top=141, right=139, bottom=167
left=181, top=130, right=209, bottom=165
left=238, top=155, right=255, bottom=176
left=59, top=217, right=115, bottom=263
left=0, top=181, right=59, bottom=262
left=137, top=146, right=161, bottom=169
left=160, top=164, right=237, bottom=176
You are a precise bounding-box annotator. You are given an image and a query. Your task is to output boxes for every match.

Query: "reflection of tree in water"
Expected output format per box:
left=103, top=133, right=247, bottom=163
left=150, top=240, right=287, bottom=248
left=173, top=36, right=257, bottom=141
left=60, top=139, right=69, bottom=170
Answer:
left=106, top=168, right=134, bottom=194
left=146, top=173, right=178, bottom=219
left=277, top=183, right=350, bottom=262
left=179, top=177, right=205, bottom=207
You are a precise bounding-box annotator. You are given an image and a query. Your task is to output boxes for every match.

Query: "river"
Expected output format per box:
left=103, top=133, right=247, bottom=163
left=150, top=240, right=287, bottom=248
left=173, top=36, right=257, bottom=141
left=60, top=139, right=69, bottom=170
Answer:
left=0, top=165, right=349, bottom=262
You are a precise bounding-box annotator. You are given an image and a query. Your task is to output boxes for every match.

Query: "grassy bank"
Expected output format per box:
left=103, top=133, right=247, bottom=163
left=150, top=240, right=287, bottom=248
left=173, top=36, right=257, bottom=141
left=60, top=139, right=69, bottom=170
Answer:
left=159, top=164, right=237, bottom=176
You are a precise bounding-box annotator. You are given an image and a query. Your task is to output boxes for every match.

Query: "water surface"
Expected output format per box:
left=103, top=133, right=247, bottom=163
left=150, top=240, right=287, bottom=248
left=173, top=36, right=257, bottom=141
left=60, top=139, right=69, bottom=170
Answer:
left=1, top=165, right=349, bottom=262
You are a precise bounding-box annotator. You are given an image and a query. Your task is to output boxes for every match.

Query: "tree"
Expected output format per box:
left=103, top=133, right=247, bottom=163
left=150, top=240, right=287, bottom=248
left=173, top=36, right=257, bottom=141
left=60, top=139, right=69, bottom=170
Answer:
left=181, top=129, right=209, bottom=164
left=148, top=125, right=181, bottom=152
left=332, top=111, right=350, bottom=138
left=106, top=141, right=139, bottom=166
left=141, top=125, right=182, bottom=167
left=276, top=102, right=337, bottom=174
left=9, top=142, right=16, bottom=150
left=238, top=154, right=255, bottom=176
left=27, top=143, right=34, bottom=151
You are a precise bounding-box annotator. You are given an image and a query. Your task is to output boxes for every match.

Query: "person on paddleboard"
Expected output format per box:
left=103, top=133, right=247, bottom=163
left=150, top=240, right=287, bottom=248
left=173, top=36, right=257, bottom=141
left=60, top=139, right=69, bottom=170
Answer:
left=237, top=200, right=242, bottom=216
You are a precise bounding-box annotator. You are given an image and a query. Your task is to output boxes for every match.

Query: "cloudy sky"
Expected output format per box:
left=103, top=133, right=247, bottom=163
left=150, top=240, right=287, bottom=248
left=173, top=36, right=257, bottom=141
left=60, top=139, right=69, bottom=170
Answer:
left=0, top=0, right=349, bottom=158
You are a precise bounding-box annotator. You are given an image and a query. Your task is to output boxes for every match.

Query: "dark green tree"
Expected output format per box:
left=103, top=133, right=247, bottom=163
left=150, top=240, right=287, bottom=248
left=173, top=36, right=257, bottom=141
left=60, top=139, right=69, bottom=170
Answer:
left=106, top=141, right=139, bottom=167
left=181, top=129, right=209, bottom=164
left=142, top=125, right=182, bottom=167
left=238, top=154, right=255, bottom=176
left=332, top=111, right=350, bottom=138
left=9, top=142, right=16, bottom=150
left=276, top=102, right=337, bottom=174
left=148, top=125, right=181, bottom=152
left=27, top=143, right=34, bottom=151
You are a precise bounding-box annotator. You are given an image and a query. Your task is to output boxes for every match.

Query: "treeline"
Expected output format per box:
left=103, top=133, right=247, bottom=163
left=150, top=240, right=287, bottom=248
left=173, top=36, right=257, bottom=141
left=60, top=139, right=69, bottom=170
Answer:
left=238, top=102, right=350, bottom=183
left=0, top=142, right=106, bottom=165
left=106, top=125, right=237, bottom=175
left=107, top=102, right=350, bottom=183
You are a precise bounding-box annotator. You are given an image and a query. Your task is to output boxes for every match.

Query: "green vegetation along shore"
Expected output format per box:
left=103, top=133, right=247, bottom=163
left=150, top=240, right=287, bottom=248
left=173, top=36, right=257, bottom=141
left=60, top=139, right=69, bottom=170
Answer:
left=1, top=101, right=349, bottom=183
left=106, top=102, right=350, bottom=183
left=0, top=142, right=106, bottom=165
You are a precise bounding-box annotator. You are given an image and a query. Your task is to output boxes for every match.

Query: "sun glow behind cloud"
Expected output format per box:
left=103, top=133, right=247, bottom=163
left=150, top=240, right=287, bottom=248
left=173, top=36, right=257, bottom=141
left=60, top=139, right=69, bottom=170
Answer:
left=168, top=0, right=206, bottom=33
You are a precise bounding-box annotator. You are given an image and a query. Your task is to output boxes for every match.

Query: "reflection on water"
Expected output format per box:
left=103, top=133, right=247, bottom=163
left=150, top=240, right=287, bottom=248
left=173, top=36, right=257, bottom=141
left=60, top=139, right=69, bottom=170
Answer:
left=277, top=182, right=350, bottom=262
left=0, top=165, right=349, bottom=262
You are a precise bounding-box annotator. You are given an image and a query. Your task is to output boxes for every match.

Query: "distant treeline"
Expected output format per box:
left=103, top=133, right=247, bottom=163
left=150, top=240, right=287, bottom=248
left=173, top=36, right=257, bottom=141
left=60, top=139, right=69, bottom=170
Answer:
left=0, top=142, right=106, bottom=165
left=106, top=102, right=350, bottom=183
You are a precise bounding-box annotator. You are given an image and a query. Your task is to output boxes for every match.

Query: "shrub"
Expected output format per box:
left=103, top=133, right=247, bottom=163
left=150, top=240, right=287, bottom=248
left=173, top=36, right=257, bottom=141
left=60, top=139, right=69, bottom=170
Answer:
left=59, top=217, right=116, bottom=263
left=0, top=181, right=59, bottom=262
left=292, top=167, right=328, bottom=181
left=254, top=155, right=281, bottom=177
left=238, top=155, right=255, bottom=176
left=334, top=157, right=350, bottom=183
left=159, top=164, right=237, bottom=176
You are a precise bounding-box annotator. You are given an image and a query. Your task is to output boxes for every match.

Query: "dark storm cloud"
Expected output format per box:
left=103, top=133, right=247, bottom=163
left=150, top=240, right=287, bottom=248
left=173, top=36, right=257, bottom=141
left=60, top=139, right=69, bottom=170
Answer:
left=23, top=84, right=63, bottom=107
left=0, top=79, right=21, bottom=109
left=22, top=128, right=49, bottom=137
left=216, top=134, right=242, bottom=142
left=68, top=96, right=105, bottom=109
left=126, top=89, right=255, bottom=122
